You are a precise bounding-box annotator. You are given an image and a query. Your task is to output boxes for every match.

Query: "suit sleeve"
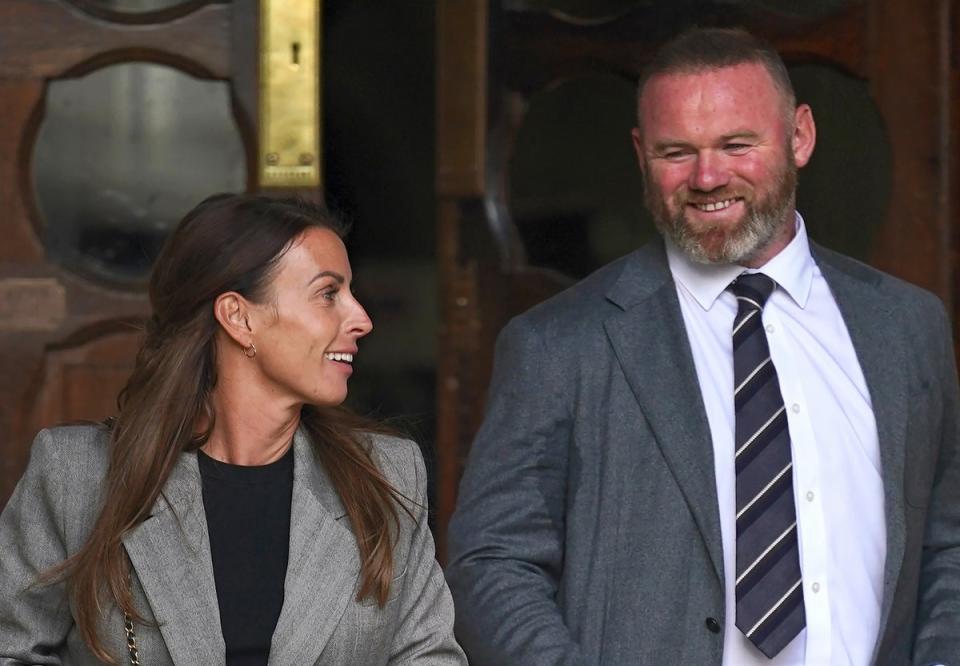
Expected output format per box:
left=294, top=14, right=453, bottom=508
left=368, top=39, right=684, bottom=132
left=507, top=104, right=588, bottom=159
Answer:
left=388, top=440, right=467, bottom=665
left=0, top=430, right=72, bottom=664
left=445, top=316, right=583, bottom=666
left=912, top=302, right=960, bottom=664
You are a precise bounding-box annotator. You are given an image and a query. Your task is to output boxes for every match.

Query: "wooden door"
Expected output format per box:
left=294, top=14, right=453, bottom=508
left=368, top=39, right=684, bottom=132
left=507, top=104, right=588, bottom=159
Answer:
left=435, top=0, right=957, bottom=558
left=0, top=0, right=320, bottom=505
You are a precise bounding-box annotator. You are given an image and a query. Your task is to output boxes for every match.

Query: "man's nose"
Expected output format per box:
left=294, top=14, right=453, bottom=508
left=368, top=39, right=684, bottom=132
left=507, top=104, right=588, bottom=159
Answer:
left=688, top=152, right=730, bottom=192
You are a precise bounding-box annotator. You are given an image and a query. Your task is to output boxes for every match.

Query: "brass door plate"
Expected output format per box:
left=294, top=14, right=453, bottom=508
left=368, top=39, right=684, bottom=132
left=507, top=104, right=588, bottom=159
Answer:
left=259, top=0, right=321, bottom=188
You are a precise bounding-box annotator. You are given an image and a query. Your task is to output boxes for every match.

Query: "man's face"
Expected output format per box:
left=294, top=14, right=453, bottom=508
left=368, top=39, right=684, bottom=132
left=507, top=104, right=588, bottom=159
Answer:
left=632, top=63, right=815, bottom=266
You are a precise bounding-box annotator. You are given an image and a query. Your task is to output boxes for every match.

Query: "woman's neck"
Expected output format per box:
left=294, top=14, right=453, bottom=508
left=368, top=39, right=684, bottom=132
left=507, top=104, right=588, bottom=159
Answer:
left=201, top=384, right=301, bottom=466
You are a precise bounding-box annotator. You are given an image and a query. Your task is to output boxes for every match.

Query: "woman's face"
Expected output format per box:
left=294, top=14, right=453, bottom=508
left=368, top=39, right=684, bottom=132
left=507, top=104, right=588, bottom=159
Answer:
left=248, top=227, right=372, bottom=407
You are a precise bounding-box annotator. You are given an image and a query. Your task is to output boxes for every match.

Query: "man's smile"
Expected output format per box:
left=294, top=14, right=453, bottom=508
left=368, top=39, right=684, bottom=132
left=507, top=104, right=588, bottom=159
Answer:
left=688, top=197, right=743, bottom=212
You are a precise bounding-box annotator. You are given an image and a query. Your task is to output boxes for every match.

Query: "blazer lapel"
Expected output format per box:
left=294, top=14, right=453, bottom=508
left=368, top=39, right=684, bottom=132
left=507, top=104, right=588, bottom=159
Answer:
left=268, top=429, right=361, bottom=665
left=121, top=452, right=225, bottom=665
left=603, top=243, right=723, bottom=582
left=815, top=249, right=908, bottom=647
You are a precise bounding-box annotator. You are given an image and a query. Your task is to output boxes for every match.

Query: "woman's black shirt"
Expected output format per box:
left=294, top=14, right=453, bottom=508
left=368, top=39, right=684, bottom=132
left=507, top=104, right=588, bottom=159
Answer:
left=198, top=446, right=294, bottom=666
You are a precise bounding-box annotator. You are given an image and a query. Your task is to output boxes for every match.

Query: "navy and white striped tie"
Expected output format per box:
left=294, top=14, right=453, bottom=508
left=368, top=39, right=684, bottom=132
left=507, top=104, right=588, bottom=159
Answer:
left=730, top=273, right=805, bottom=658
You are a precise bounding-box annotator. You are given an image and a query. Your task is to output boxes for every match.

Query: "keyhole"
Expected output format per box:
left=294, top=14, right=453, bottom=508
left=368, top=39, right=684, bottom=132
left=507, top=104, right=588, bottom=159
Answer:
left=291, top=42, right=301, bottom=68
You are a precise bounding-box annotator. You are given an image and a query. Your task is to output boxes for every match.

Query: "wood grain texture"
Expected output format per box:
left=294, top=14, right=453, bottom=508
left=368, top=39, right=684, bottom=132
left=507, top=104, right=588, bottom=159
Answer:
left=0, top=261, right=149, bottom=504
left=0, top=0, right=232, bottom=80
left=866, top=0, right=953, bottom=307
left=61, top=0, right=218, bottom=25
left=436, top=0, right=488, bottom=198
left=0, top=322, right=144, bottom=506
left=498, top=3, right=867, bottom=94
left=231, top=0, right=260, bottom=191
left=0, top=80, right=45, bottom=261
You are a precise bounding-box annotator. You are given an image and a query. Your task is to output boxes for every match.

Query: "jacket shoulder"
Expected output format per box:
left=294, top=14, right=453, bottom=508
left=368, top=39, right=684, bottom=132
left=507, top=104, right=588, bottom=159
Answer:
left=366, top=433, right=425, bottom=503
left=521, top=252, right=634, bottom=322
left=42, top=422, right=111, bottom=446
left=30, top=423, right=111, bottom=479
left=814, top=243, right=946, bottom=315
left=12, top=424, right=110, bottom=551
left=504, top=247, right=657, bottom=348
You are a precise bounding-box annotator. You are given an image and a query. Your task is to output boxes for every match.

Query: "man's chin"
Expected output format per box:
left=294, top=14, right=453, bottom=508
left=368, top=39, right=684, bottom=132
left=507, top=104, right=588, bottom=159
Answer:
left=688, top=229, right=737, bottom=263
left=667, top=222, right=754, bottom=265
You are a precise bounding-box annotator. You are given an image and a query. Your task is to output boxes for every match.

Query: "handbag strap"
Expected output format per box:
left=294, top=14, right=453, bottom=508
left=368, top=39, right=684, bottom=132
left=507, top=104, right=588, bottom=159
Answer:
left=123, top=613, right=140, bottom=666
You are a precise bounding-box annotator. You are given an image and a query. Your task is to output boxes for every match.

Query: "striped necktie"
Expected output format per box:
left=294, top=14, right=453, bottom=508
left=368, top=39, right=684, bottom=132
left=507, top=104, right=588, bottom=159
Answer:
left=730, top=273, right=805, bottom=658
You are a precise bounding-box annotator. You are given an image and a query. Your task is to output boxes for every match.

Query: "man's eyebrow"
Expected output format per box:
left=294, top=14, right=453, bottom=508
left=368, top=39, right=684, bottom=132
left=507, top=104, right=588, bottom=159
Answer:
left=651, top=139, right=692, bottom=153
left=720, top=131, right=760, bottom=142
left=652, top=131, right=762, bottom=152
left=307, top=270, right=345, bottom=286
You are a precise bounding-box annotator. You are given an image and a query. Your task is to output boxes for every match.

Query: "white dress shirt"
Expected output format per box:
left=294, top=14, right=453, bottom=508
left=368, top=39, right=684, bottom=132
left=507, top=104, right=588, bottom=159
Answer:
left=665, top=214, right=886, bottom=665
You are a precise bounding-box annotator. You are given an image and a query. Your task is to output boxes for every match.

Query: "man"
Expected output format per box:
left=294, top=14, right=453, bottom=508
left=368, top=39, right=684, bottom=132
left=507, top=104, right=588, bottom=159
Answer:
left=445, top=27, right=960, bottom=665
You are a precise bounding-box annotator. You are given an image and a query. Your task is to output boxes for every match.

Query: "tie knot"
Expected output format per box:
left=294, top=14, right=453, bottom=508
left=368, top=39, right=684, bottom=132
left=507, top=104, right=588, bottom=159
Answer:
left=729, top=273, right=776, bottom=310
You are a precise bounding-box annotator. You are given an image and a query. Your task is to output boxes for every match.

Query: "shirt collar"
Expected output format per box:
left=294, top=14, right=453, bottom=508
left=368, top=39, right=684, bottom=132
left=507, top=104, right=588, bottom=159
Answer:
left=665, top=212, right=815, bottom=311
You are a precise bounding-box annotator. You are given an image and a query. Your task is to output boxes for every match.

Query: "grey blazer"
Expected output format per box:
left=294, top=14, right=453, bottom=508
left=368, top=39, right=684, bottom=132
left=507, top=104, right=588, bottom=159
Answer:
left=0, top=425, right=466, bottom=665
left=446, top=239, right=960, bottom=665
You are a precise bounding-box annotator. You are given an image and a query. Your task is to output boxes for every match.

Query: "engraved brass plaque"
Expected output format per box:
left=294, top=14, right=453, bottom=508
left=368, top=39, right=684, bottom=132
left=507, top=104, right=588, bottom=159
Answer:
left=0, top=278, right=67, bottom=331
left=259, top=0, right=321, bottom=188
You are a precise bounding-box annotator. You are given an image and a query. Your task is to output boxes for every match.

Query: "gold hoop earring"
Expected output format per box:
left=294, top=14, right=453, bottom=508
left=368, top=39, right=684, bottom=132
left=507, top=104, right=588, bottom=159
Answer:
left=244, top=342, right=257, bottom=358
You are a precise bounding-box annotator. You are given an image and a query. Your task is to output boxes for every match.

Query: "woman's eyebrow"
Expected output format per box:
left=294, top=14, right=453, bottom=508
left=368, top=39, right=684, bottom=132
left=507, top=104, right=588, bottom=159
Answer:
left=306, top=270, right=345, bottom=286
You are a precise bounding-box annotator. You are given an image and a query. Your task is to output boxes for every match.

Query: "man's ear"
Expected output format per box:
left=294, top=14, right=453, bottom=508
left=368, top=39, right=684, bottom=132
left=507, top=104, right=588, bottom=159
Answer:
left=631, top=127, right=646, bottom=175
left=213, top=292, right=254, bottom=347
left=791, top=104, right=816, bottom=168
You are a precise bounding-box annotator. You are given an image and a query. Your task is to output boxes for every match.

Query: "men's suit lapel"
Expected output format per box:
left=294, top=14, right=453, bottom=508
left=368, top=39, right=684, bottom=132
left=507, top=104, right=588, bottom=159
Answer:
left=603, top=243, right=724, bottom=582
left=814, top=249, right=909, bottom=649
left=121, top=452, right=226, bottom=665
left=268, top=429, right=361, bottom=666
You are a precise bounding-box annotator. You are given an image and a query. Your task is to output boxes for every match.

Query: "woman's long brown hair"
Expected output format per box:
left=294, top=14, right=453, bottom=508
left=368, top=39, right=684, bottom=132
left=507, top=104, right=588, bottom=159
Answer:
left=43, top=194, right=407, bottom=661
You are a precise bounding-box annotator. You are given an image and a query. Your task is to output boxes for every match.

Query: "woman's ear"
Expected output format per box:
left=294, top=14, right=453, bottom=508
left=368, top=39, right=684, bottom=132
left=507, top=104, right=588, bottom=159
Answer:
left=213, top=292, right=253, bottom=347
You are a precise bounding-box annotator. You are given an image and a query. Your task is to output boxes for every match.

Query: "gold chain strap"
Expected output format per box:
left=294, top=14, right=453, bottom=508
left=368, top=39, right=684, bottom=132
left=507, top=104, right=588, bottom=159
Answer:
left=123, top=613, right=140, bottom=666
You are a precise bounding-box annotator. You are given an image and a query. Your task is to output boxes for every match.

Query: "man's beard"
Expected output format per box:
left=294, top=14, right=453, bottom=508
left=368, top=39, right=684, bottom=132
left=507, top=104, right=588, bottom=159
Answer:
left=644, top=152, right=798, bottom=265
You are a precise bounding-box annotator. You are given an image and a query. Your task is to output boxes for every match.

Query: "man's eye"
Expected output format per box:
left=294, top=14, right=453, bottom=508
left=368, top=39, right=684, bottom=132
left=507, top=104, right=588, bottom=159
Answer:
left=725, top=143, right=750, bottom=153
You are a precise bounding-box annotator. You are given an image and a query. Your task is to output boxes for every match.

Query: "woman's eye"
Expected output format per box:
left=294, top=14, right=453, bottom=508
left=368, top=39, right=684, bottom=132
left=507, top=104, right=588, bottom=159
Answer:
left=320, top=288, right=338, bottom=302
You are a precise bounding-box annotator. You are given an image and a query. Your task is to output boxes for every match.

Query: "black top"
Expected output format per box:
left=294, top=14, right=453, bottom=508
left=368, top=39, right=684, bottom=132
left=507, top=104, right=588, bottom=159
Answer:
left=198, top=446, right=294, bottom=666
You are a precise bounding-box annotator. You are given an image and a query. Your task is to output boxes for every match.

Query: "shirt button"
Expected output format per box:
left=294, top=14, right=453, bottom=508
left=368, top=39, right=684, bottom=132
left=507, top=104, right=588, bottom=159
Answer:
left=806, top=490, right=815, bottom=502
left=766, top=324, right=775, bottom=334
left=791, top=403, right=801, bottom=413
left=812, top=582, right=821, bottom=593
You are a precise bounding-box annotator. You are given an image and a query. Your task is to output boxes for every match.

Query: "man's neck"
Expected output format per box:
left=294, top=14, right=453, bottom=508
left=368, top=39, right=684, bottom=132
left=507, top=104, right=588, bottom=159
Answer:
left=739, top=213, right=798, bottom=269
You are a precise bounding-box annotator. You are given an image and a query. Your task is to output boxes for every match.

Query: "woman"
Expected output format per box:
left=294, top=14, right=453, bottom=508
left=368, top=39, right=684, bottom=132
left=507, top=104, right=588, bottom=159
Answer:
left=0, top=194, right=465, bottom=664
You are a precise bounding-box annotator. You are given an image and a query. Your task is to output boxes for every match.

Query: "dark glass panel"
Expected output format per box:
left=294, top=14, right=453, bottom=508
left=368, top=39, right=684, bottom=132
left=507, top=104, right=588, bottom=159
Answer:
left=791, top=64, right=890, bottom=261
left=504, top=0, right=648, bottom=20
left=736, top=0, right=857, bottom=18
left=506, top=64, right=888, bottom=275
left=33, top=63, right=246, bottom=286
left=505, top=0, right=855, bottom=20
left=508, top=74, right=652, bottom=278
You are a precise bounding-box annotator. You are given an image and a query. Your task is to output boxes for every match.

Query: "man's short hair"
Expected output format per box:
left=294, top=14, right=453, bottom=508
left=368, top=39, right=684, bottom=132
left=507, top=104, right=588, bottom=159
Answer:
left=637, top=27, right=796, bottom=113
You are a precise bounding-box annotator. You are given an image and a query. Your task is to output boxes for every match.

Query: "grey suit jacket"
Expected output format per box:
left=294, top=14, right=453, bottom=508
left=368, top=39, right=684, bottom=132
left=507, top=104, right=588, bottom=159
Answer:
left=446, top=239, right=960, bottom=665
left=0, top=425, right=466, bottom=665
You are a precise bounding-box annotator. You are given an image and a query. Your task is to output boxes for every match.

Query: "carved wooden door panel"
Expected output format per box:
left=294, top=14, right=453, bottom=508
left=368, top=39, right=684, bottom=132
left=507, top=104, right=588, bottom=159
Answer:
left=0, top=0, right=321, bottom=506
left=435, top=0, right=957, bottom=558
